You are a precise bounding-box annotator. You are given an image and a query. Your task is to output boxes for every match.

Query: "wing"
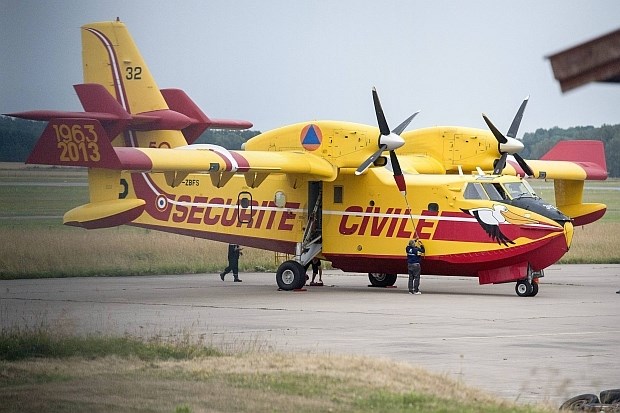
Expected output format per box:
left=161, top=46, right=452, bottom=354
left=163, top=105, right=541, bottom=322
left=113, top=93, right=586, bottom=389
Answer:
left=26, top=119, right=337, bottom=187
left=391, top=154, right=446, bottom=175
left=503, top=140, right=606, bottom=180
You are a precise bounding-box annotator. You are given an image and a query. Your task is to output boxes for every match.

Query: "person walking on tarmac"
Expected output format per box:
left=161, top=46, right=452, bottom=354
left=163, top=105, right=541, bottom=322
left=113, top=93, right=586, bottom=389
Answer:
left=406, top=238, right=425, bottom=294
left=220, top=244, right=243, bottom=282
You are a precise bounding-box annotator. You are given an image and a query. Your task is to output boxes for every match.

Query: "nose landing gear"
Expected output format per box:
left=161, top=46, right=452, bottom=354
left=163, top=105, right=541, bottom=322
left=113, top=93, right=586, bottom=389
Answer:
left=515, top=279, right=539, bottom=297
left=515, top=265, right=542, bottom=297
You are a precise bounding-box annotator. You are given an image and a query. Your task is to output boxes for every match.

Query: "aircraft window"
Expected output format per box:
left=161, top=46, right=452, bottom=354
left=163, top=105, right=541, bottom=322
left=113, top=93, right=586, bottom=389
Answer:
left=428, top=203, right=439, bottom=212
left=274, top=191, right=286, bottom=208
left=482, top=183, right=506, bottom=201
left=237, top=191, right=253, bottom=224
left=334, top=186, right=343, bottom=203
left=463, top=183, right=489, bottom=200
left=522, top=180, right=538, bottom=197
left=493, top=183, right=508, bottom=199
left=504, top=182, right=534, bottom=199
left=239, top=197, right=250, bottom=208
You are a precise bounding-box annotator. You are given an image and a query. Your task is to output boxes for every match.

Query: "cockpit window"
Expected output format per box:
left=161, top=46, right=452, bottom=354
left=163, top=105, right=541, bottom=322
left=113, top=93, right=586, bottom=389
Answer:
left=482, top=183, right=507, bottom=201
left=463, top=183, right=489, bottom=200
left=522, top=180, right=537, bottom=197
left=504, top=182, right=535, bottom=199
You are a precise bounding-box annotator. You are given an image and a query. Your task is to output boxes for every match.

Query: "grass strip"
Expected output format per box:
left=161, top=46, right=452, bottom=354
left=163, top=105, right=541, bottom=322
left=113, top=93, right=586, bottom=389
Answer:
left=0, top=329, right=222, bottom=361
left=0, top=329, right=554, bottom=413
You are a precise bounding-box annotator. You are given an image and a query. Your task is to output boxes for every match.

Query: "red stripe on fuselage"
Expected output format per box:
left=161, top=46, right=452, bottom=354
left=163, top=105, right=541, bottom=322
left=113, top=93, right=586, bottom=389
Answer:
left=230, top=152, right=250, bottom=172
left=115, top=148, right=153, bottom=170
left=326, top=230, right=568, bottom=276
left=130, top=173, right=176, bottom=221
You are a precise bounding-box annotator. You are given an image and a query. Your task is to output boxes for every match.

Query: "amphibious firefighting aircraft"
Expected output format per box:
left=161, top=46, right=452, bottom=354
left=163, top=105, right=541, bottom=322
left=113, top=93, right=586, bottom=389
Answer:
left=8, top=20, right=608, bottom=297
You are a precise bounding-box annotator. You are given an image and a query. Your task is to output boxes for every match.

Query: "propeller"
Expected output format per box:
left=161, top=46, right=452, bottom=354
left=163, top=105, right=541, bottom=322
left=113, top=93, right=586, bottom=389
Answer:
left=482, top=96, right=534, bottom=177
left=355, top=87, right=419, bottom=195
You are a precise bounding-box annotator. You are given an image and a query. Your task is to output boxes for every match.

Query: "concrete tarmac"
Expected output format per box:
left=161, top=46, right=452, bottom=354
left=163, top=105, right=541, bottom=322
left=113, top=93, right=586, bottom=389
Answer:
left=1, top=264, right=618, bottom=406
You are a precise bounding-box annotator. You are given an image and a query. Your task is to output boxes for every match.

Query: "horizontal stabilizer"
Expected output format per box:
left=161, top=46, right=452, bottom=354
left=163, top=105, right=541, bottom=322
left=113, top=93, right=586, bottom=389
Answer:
left=74, top=84, right=129, bottom=118
left=74, top=83, right=131, bottom=137
left=8, top=84, right=251, bottom=142
left=161, top=88, right=253, bottom=144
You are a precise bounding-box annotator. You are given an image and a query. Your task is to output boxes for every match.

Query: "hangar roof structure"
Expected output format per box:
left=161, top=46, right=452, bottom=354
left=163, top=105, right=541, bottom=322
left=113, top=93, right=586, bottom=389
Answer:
left=547, top=27, right=620, bottom=92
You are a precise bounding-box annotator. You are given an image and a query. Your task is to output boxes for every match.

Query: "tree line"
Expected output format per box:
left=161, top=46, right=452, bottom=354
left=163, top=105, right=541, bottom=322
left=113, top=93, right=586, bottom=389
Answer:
left=1, top=115, right=618, bottom=177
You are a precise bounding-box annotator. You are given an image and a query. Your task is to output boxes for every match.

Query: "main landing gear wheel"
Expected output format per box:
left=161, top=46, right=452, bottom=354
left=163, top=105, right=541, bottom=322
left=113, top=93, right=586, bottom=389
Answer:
left=368, top=273, right=398, bottom=287
left=276, top=260, right=306, bottom=291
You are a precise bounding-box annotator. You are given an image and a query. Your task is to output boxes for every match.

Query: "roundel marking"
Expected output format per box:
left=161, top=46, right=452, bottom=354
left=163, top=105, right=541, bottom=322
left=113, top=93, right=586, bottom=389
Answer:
left=300, top=124, right=322, bottom=151
left=155, top=195, right=168, bottom=211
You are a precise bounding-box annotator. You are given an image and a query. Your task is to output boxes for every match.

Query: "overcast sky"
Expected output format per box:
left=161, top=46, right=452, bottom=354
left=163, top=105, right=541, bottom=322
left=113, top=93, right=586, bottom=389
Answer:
left=2, top=0, right=619, bottom=136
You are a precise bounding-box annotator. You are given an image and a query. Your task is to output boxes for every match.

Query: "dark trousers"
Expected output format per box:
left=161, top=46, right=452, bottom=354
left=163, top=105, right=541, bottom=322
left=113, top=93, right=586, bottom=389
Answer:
left=408, top=263, right=421, bottom=292
left=222, top=258, right=239, bottom=278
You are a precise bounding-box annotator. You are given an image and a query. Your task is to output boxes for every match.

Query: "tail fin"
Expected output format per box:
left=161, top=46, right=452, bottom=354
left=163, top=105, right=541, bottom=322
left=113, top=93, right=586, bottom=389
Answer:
left=81, top=20, right=187, bottom=148
left=11, top=20, right=252, bottom=150
left=81, top=21, right=167, bottom=116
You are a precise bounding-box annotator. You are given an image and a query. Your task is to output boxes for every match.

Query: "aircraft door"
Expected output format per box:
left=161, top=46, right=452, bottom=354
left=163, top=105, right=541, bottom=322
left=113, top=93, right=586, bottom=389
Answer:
left=306, top=181, right=322, bottom=239
left=298, top=181, right=323, bottom=264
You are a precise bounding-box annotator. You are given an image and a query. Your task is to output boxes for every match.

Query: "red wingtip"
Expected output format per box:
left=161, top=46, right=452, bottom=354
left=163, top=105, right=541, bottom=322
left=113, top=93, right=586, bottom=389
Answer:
left=541, top=140, right=607, bottom=180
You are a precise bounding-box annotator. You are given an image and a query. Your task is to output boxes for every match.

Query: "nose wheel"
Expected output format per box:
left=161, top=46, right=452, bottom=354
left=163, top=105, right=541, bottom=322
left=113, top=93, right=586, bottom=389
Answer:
left=515, top=279, right=539, bottom=297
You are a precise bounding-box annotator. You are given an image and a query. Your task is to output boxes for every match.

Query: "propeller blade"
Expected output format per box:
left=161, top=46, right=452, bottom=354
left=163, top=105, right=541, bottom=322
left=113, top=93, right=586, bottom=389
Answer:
left=493, top=152, right=508, bottom=175
left=507, top=96, right=529, bottom=138
left=513, top=153, right=535, bottom=177
left=392, top=111, right=420, bottom=136
left=355, top=144, right=387, bottom=176
left=372, top=87, right=390, bottom=136
left=389, top=150, right=407, bottom=194
left=482, top=114, right=507, bottom=144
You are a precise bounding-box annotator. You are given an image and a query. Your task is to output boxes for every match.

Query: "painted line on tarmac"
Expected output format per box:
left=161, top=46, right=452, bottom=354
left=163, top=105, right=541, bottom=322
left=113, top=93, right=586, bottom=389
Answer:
left=440, top=330, right=620, bottom=341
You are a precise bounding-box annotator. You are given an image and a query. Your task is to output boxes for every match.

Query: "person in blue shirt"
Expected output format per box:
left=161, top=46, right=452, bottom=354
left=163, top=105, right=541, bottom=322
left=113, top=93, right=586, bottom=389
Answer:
left=406, top=239, right=425, bottom=294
